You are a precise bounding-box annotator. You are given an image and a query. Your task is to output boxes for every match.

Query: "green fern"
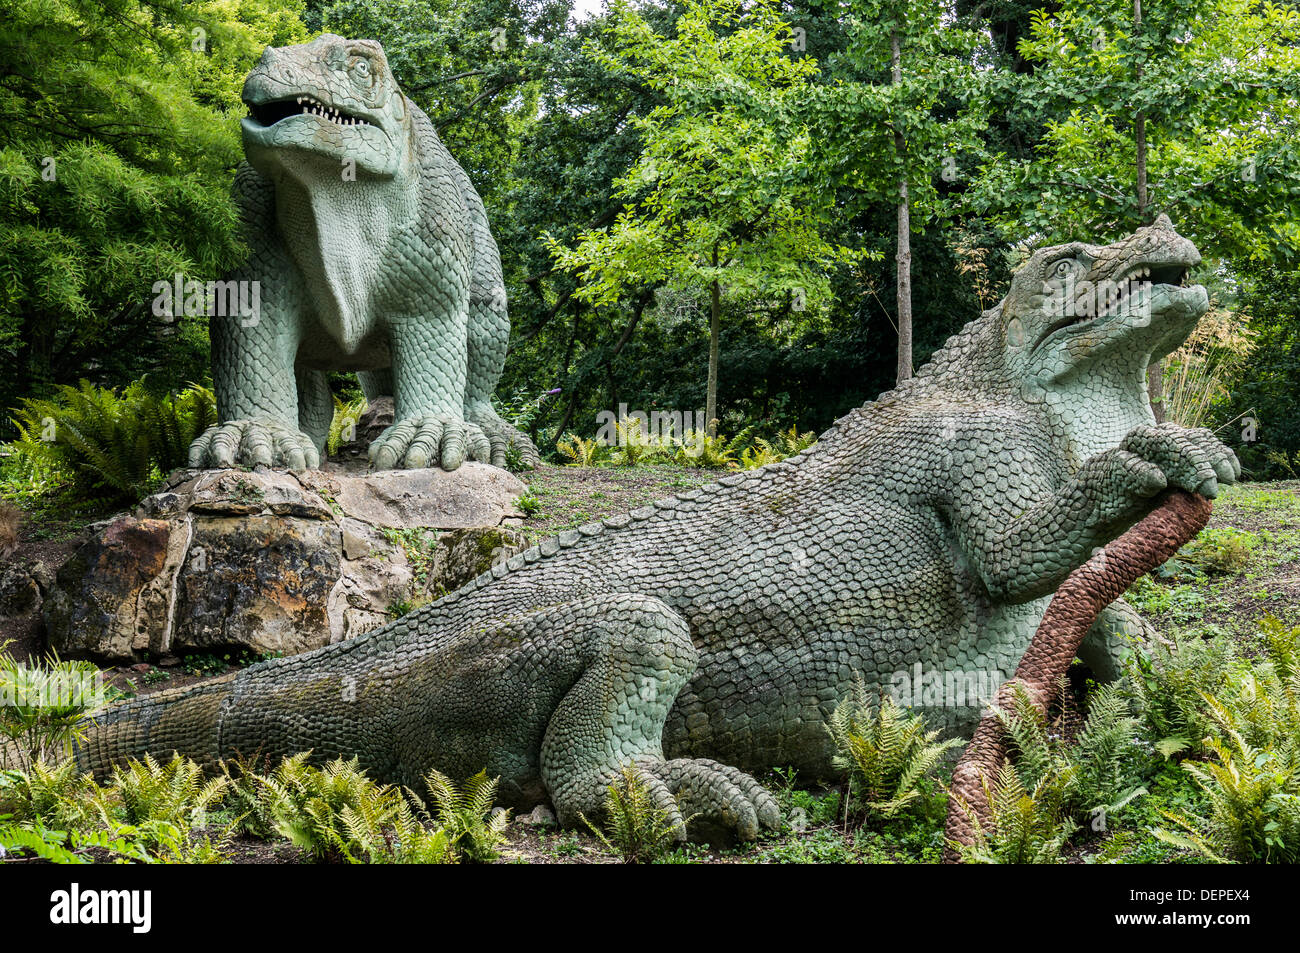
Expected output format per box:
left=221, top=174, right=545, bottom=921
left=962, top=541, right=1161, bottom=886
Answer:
left=7, top=379, right=216, bottom=503
left=580, top=763, right=685, bottom=863
left=557, top=432, right=612, bottom=467
left=420, top=768, right=509, bottom=863
left=953, top=761, right=1077, bottom=864
left=826, top=675, right=960, bottom=818
left=326, top=394, right=368, bottom=456
left=103, top=752, right=227, bottom=830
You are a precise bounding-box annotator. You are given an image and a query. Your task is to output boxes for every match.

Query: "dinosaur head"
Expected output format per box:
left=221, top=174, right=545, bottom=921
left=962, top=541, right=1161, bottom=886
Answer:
left=240, top=35, right=411, bottom=178
left=1002, top=214, right=1208, bottom=385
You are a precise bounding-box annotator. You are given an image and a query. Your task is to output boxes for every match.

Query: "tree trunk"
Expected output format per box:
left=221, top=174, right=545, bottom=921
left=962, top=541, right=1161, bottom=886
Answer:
left=892, top=29, right=913, bottom=384
left=706, top=246, right=721, bottom=437
left=1133, top=0, right=1164, bottom=420
left=942, top=490, right=1211, bottom=863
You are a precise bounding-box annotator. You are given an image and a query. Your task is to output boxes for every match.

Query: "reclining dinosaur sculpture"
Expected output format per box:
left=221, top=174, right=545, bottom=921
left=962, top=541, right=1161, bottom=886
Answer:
left=80, top=216, right=1237, bottom=840
left=187, top=35, right=537, bottom=472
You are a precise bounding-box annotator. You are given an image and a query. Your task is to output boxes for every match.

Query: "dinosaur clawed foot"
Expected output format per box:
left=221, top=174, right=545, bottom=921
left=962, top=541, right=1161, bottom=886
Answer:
left=189, top=418, right=321, bottom=470
left=633, top=757, right=782, bottom=844
left=463, top=403, right=540, bottom=470
left=370, top=414, right=491, bottom=471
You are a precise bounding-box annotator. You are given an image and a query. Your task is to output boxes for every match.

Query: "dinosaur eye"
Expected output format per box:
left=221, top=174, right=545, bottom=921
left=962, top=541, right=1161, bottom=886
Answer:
left=1052, top=259, right=1077, bottom=278
left=349, top=57, right=373, bottom=85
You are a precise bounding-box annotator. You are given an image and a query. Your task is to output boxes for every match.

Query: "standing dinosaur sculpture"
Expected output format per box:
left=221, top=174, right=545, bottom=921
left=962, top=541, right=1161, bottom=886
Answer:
left=81, top=217, right=1237, bottom=841
left=187, top=35, right=537, bottom=472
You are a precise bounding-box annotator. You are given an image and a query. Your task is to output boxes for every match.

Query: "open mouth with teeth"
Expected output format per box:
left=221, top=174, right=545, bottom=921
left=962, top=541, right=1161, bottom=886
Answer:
left=247, top=95, right=373, bottom=128
left=1032, top=259, right=1197, bottom=350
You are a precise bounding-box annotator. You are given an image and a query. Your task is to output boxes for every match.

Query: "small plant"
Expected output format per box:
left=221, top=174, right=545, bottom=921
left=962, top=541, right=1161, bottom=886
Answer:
left=0, top=643, right=112, bottom=771
left=327, top=394, right=368, bottom=456
left=0, top=759, right=100, bottom=830
left=1176, top=527, right=1257, bottom=575
left=516, top=493, right=543, bottom=516
left=557, top=433, right=612, bottom=468
left=826, top=676, right=959, bottom=818
left=1125, top=634, right=1238, bottom=758
left=581, top=763, right=685, bottom=863
left=420, top=768, right=509, bottom=863
left=104, top=753, right=227, bottom=831
left=1068, top=682, right=1146, bottom=825
left=182, top=653, right=231, bottom=678
left=951, top=761, right=1077, bottom=864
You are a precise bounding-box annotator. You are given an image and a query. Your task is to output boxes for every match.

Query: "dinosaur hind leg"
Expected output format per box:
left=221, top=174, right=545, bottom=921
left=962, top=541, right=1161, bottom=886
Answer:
left=357, top=368, right=393, bottom=402
left=296, top=367, right=332, bottom=455
left=539, top=594, right=779, bottom=841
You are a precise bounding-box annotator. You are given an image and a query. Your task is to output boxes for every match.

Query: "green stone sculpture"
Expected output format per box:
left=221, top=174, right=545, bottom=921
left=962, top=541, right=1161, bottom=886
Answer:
left=187, top=35, right=538, bottom=472
left=82, top=215, right=1238, bottom=841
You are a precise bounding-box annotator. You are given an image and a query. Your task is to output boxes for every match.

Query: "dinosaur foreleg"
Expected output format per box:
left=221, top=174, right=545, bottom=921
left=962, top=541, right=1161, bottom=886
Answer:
left=369, top=310, right=493, bottom=471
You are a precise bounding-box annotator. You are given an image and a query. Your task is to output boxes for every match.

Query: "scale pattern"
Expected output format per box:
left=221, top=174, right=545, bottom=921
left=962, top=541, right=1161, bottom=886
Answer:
left=188, top=35, right=538, bottom=472
left=82, top=217, right=1239, bottom=840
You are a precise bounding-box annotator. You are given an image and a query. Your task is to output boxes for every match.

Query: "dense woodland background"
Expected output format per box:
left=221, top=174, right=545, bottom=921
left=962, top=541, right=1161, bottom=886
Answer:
left=2, top=0, right=1299, bottom=480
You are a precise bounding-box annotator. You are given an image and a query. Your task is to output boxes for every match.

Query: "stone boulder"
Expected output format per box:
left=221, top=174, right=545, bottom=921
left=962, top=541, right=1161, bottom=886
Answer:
left=44, top=464, right=530, bottom=663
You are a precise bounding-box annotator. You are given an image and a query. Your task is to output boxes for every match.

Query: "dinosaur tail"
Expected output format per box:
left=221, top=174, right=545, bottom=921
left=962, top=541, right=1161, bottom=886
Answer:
left=72, top=674, right=238, bottom=779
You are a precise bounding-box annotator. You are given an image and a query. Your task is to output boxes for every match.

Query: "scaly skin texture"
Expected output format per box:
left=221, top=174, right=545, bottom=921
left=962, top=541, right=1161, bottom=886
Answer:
left=188, top=35, right=538, bottom=472
left=82, top=217, right=1238, bottom=841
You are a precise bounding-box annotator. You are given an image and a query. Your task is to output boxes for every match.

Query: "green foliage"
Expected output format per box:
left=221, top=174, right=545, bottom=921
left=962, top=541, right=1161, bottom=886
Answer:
left=516, top=493, right=542, bottom=516
left=420, top=767, right=508, bottom=863
left=1070, top=683, right=1147, bottom=821
left=1125, top=634, right=1239, bottom=758
left=0, top=641, right=111, bottom=772
left=953, top=761, right=1077, bottom=865
left=557, top=433, right=614, bottom=468
left=7, top=380, right=216, bottom=504
left=1176, top=528, right=1257, bottom=576
left=326, top=394, right=368, bottom=456
left=826, top=676, right=960, bottom=818
left=0, top=759, right=100, bottom=829
left=581, top=763, right=684, bottom=864
left=102, top=752, right=227, bottom=831
left=970, top=0, right=1300, bottom=260
left=1156, top=618, right=1300, bottom=863
left=0, top=0, right=312, bottom=423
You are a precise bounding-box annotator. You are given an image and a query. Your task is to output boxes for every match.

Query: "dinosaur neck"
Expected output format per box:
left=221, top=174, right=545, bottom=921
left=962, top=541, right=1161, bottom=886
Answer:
left=273, top=156, right=420, bottom=353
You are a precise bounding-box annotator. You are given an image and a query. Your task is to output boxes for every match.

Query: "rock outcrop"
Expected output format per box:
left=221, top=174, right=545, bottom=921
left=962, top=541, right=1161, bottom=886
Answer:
left=44, top=464, right=528, bottom=663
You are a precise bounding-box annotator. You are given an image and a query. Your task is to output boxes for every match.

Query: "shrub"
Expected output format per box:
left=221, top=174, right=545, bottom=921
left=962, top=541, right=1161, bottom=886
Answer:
left=0, top=643, right=112, bottom=772
left=1176, top=528, right=1257, bottom=575
left=1155, top=619, right=1300, bottom=863
left=7, top=379, right=215, bottom=503
left=1125, top=634, right=1239, bottom=758
left=581, top=763, right=685, bottom=863
left=826, top=676, right=959, bottom=818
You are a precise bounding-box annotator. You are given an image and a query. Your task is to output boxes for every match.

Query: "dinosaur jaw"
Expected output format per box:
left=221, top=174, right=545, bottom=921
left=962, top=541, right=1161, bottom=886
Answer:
left=1025, top=254, right=1208, bottom=381
left=241, top=91, right=403, bottom=177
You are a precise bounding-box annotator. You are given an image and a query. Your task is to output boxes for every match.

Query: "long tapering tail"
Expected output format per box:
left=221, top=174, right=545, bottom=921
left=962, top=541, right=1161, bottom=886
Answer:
left=72, top=674, right=237, bottom=779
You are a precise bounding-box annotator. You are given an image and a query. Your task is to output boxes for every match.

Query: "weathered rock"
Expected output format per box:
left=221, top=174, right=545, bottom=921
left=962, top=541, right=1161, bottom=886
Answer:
left=299, top=463, right=525, bottom=530
left=0, top=562, right=42, bottom=616
left=44, top=466, right=528, bottom=663
left=43, top=519, right=171, bottom=661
